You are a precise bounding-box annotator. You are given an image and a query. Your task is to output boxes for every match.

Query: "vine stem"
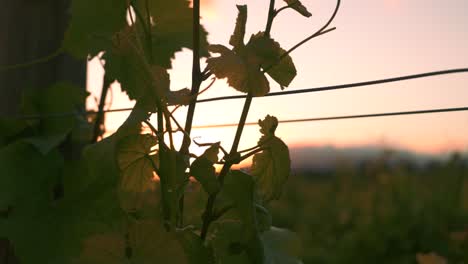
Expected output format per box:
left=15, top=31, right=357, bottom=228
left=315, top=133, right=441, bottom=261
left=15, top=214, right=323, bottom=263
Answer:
left=265, top=0, right=276, bottom=37
left=176, top=0, right=202, bottom=227
left=180, top=0, right=202, bottom=154
left=200, top=0, right=278, bottom=240
left=91, top=74, right=112, bottom=142
left=0, top=47, right=63, bottom=72
left=264, top=0, right=341, bottom=73
left=274, top=0, right=299, bottom=17
left=199, top=85, right=254, bottom=241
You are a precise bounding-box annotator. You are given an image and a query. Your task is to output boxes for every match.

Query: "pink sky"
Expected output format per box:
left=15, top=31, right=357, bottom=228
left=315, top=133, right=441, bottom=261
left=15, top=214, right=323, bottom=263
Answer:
left=87, top=0, right=468, bottom=155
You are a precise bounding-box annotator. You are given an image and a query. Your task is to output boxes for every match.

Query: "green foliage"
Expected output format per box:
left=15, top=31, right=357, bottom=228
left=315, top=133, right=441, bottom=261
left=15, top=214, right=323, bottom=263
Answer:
left=74, top=220, right=189, bottom=263
left=116, top=134, right=159, bottom=211
left=262, top=227, right=303, bottom=264
left=269, top=154, right=468, bottom=264
left=251, top=116, right=291, bottom=202
left=209, top=220, right=253, bottom=264
left=0, top=141, right=62, bottom=212
left=248, top=33, right=297, bottom=87
left=1, top=0, right=320, bottom=262
left=206, top=5, right=297, bottom=96
left=229, top=5, right=248, bottom=52
left=223, top=170, right=259, bottom=239
left=8, top=1, right=467, bottom=263
left=206, top=43, right=270, bottom=97
left=64, top=0, right=127, bottom=58
left=143, top=0, right=209, bottom=68
left=2, top=200, right=79, bottom=264
left=21, top=82, right=87, bottom=154
left=176, top=228, right=216, bottom=264
left=190, top=143, right=221, bottom=195
left=0, top=118, right=28, bottom=146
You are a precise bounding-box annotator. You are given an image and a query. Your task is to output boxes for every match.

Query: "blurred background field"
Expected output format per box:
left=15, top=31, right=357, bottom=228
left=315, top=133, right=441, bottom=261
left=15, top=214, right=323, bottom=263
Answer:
left=269, top=150, right=468, bottom=264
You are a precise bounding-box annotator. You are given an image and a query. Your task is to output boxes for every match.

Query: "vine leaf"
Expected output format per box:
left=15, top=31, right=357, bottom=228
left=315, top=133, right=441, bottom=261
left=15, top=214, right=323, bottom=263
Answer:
left=222, top=170, right=265, bottom=263
left=207, top=44, right=270, bottom=97
left=248, top=33, right=297, bottom=88
left=0, top=141, right=62, bottom=213
left=229, top=5, right=247, bottom=51
left=0, top=118, right=28, bottom=146
left=103, top=26, right=145, bottom=101
left=82, top=136, right=120, bottom=194
left=135, top=0, right=210, bottom=68
left=176, top=228, right=216, bottom=264
left=207, top=6, right=297, bottom=96
left=20, top=82, right=87, bottom=154
left=1, top=201, right=84, bottom=264
left=284, top=0, right=312, bottom=18
left=251, top=115, right=291, bottom=202
left=158, top=149, right=190, bottom=226
left=209, top=221, right=250, bottom=264
left=79, top=135, right=129, bottom=226
left=190, top=143, right=221, bottom=195
left=262, top=227, right=303, bottom=264
left=75, top=220, right=190, bottom=264
left=116, top=134, right=159, bottom=212
left=0, top=141, right=124, bottom=264
left=104, top=34, right=170, bottom=112
left=206, top=5, right=269, bottom=97
left=63, top=0, right=127, bottom=58
left=255, top=204, right=272, bottom=233
left=223, top=171, right=256, bottom=235
left=209, top=220, right=263, bottom=264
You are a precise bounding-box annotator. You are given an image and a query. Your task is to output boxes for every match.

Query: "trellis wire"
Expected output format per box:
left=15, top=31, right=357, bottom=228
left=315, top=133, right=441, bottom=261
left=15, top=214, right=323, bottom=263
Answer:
left=6, top=68, right=468, bottom=127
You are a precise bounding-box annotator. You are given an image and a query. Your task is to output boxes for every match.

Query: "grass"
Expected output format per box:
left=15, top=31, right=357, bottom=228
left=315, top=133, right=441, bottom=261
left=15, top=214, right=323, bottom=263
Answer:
left=270, top=152, right=468, bottom=263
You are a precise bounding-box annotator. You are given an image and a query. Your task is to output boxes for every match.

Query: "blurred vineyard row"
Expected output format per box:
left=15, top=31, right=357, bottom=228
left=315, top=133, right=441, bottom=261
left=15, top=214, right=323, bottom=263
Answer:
left=270, top=152, right=468, bottom=264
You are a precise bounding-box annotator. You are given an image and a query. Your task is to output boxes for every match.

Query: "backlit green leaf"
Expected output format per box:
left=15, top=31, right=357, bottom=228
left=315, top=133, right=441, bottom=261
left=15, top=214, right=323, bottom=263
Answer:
left=255, top=204, right=272, bottom=233
left=116, top=134, right=158, bottom=211
left=74, top=220, right=189, bottom=264
left=207, top=9, right=296, bottom=96
left=159, top=149, right=189, bottom=226
left=248, top=32, right=297, bottom=87
left=176, top=228, right=215, bottom=264
left=1, top=201, right=86, bottom=264
left=262, top=227, right=303, bottom=264
left=63, top=0, right=127, bottom=58
left=0, top=118, right=28, bottom=146
left=223, top=170, right=256, bottom=236
left=251, top=115, right=291, bottom=202
left=206, top=5, right=272, bottom=97
left=135, top=0, right=209, bottom=68
left=0, top=143, right=124, bottom=264
left=20, top=82, right=86, bottom=154
left=206, top=44, right=270, bottom=97
left=0, top=141, right=62, bottom=212
left=82, top=136, right=120, bottom=194
left=190, top=144, right=221, bottom=195
left=229, top=5, right=247, bottom=51
left=209, top=220, right=264, bottom=264
left=104, top=40, right=170, bottom=112
left=222, top=171, right=264, bottom=262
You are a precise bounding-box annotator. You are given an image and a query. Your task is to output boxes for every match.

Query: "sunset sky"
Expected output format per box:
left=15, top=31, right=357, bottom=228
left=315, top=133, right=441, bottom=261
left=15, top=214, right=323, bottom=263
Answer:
left=87, top=0, right=468, bottom=156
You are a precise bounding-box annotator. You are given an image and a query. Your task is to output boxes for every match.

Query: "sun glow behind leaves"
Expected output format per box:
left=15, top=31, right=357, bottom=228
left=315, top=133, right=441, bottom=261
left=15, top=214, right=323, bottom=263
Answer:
left=87, top=0, right=468, bottom=157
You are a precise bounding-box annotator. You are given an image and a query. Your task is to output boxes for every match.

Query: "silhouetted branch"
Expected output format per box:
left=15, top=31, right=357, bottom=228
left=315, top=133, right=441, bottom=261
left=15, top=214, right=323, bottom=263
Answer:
left=264, top=0, right=341, bottom=73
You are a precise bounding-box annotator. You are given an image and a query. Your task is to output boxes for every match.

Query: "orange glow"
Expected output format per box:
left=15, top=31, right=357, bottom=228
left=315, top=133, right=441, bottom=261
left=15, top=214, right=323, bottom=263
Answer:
left=189, top=0, right=217, bottom=20
left=87, top=0, right=468, bottom=159
left=383, top=0, right=401, bottom=10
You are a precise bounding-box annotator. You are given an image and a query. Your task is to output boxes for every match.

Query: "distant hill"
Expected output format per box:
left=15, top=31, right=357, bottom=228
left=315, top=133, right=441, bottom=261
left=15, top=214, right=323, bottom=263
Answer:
left=289, top=145, right=454, bottom=172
